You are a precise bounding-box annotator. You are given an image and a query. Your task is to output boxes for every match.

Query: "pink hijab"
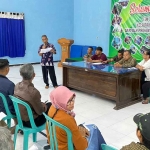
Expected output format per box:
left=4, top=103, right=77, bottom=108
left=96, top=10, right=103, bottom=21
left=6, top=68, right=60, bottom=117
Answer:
left=50, top=86, right=75, bottom=117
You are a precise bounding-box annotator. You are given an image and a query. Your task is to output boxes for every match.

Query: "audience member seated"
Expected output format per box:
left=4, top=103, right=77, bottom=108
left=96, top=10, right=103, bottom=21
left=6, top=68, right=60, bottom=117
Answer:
left=14, top=64, right=51, bottom=127
left=120, top=113, right=150, bottom=150
left=114, top=50, right=137, bottom=68
left=46, top=86, right=106, bottom=150
left=83, top=46, right=93, bottom=60
left=136, top=50, right=150, bottom=104
left=103, top=48, right=124, bottom=64
left=87, top=47, right=107, bottom=63
left=0, top=126, right=14, bottom=150
left=0, top=59, right=17, bottom=125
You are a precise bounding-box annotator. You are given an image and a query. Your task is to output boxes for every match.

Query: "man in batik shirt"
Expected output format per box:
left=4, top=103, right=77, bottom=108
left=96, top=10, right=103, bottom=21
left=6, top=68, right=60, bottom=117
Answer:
left=38, top=35, right=58, bottom=89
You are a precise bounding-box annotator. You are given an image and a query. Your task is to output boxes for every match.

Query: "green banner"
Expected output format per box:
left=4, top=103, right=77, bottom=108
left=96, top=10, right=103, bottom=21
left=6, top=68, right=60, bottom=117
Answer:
left=109, top=0, right=150, bottom=61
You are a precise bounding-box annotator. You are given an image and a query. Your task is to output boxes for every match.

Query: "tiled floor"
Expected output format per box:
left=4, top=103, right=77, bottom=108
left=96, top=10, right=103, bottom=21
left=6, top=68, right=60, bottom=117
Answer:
left=2, top=63, right=150, bottom=149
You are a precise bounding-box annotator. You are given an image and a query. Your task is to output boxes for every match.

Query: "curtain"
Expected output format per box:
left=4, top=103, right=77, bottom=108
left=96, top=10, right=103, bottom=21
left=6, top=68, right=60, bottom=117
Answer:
left=0, top=12, right=25, bottom=57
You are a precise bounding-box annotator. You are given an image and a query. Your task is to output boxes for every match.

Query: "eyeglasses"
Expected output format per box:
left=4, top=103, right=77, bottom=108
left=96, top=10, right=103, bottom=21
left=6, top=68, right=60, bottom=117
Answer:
left=67, top=97, right=75, bottom=106
left=143, top=53, right=147, bottom=55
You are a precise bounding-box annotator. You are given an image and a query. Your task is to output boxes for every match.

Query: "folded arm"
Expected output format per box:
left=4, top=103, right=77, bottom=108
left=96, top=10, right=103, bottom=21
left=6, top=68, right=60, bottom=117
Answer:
left=122, top=59, right=137, bottom=68
left=136, top=64, right=144, bottom=71
left=88, top=56, right=103, bottom=63
left=91, top=59, right=103, bottom=63
left=114, top=59, right=123, bottom=67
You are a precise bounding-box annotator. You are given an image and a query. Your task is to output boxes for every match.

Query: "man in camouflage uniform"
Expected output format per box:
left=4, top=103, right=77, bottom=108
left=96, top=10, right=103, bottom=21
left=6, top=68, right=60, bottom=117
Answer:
left=121, top=113, right=150, bottom=150
left=114, top=50, right=137, bottom=68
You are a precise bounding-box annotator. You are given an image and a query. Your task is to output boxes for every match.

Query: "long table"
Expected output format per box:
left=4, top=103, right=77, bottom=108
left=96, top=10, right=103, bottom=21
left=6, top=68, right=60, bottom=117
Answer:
left=63, top=61, right=141, bottom=110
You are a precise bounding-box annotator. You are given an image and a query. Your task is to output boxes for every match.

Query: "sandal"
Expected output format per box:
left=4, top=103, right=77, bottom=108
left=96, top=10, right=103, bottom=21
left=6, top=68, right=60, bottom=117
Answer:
left=18, top=129, right=23, bottom=135
left=142, top=99, right=149, bottom=104
left=43, top=145, right=50, bottom=150
left=142, top=97, right=150, bottom=104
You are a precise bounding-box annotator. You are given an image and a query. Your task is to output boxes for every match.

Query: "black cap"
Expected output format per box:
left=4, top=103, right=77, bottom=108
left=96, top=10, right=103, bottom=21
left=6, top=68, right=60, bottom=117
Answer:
left=133, top=113, right=150, bottom=141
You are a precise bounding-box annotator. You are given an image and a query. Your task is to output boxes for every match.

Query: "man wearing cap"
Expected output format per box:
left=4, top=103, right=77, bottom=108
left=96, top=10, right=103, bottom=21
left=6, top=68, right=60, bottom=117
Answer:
left=121, top=113, right=150, bottom=150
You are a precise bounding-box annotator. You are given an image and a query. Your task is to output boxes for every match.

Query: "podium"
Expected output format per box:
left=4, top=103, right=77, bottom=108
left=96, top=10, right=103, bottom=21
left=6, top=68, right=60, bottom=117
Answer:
left=58, top=38, right=74, bottom=67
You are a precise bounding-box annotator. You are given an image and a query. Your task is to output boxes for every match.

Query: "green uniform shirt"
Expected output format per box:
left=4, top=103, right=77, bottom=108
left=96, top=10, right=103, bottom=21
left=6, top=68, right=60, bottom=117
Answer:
left=118, top=57, right=137, bottom=68
left=120, top=142, right=149, bottom=150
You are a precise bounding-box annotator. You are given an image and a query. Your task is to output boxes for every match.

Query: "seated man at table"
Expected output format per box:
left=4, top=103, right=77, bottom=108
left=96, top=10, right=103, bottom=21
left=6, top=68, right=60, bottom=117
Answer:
left=87, top=47, right=107, bottom=63
left=83, top=46, right=93, bottom=59
left=14, top=64, right=51, bottom=127
left=114, top=50, right=137, bottom=68
left=103, top=48, right=124, bottom=64
left=136, top=50, right=150, bottom=104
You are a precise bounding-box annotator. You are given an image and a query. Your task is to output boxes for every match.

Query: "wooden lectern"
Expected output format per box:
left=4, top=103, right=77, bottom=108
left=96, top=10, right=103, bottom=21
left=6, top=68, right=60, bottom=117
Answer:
left=58, top=38, right=74, bottom=67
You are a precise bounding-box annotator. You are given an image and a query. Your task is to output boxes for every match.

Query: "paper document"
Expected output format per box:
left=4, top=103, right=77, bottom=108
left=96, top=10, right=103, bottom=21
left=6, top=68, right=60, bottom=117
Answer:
left=127, top=67, right=137, bottom=70
left=62, top=62, right=68, bottom=65
left=145, top=78, right=150, bottom=81
left=28, top=145, right=38, bottom=150
left=40, top=48, right=52, bottom=53
left=92, top=62, right=102, bottom=65
left=0, top=112, right=6, bottom=120
left=83, top=124, right=90, bottom=131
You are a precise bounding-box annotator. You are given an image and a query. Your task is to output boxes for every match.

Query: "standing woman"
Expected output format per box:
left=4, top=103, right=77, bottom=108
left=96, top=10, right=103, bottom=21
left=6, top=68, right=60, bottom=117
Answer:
left=46, top=86, right=106, bottom=150
left=38, top=35, right=58, bottom=89
left=136, top=50, right=150, bottom=104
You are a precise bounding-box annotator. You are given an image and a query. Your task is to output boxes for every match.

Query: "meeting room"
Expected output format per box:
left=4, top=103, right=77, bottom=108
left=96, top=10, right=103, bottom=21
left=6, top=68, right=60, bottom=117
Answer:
left=0, top=0, right=150, bottom=150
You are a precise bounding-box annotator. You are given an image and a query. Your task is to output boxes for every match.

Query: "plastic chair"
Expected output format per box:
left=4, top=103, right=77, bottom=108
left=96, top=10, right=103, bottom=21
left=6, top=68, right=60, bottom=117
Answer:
left=0, top=93, right=16, bottom=128
left=43, top=113, right=74, bottom=150
left=81, top=46, right=97, bottom=57
left=9, top=95, right=46, bottom=150
left=101, top=144, right=118, bottom=150
left=70, top=45, right=82, bottom=58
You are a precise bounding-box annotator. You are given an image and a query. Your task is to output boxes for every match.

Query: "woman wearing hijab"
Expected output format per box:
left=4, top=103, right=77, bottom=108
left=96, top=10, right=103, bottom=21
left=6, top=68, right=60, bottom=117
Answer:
left=45, top=86, right=106, bottom=150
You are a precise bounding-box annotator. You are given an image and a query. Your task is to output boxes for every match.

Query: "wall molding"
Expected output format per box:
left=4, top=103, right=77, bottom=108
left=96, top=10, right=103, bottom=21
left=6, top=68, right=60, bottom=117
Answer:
left=9, top=61, right=60, bottom=66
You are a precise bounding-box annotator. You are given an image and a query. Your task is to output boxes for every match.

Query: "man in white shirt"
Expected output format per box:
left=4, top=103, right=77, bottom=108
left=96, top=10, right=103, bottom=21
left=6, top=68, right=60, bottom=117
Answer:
left=136, top=50, right=150, bottom=104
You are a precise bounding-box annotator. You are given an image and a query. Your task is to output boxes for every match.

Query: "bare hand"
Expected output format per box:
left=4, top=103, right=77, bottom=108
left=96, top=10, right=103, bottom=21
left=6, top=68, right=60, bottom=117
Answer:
left=102, top=60, right=107, bottom=64
left=78, top=126, right=90, bottom=137
left=139, top=66, right=144, bottom=71
left=42, top=103, right=47, bottom=112
left=87, top=58, right=92, bottom=63
left=50, top=49, right=55, bottom=53
left=114, top=62, right=122, bottom=68
left=85, top=128, right=90, bottom=137
left=39, top=53, right=43, bottom=56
